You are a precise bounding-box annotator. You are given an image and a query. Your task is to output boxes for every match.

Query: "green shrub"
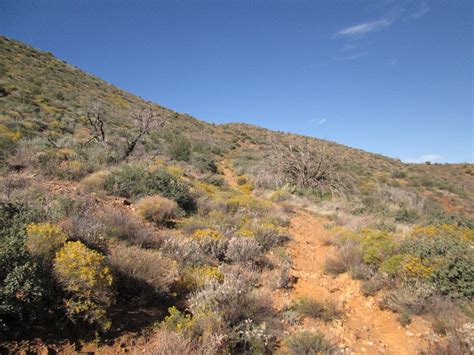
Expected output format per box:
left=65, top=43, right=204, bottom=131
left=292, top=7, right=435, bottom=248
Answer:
left=104, top=164, right=146, bottom=198
left=400, top=227, right=474, bottom=298
left=192, top=153, right=218, bottom=173
left=0, top=203, right=53, bottom=335
left=395, top=207, right=419, bottom=223
left=284, top=331, right=333, bottom=354
left=104, top=164, right=195, bottom=211
left=53, top=241, right=113, bottom=331
left=169, top=135, right=191, bottom=161
left=143, top=168, right=195, bottom=211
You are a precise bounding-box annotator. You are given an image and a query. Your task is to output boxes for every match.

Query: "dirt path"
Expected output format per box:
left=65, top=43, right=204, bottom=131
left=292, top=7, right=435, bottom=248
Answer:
left=219, top=159, right=434, bottom=354
left=280, top=210, right=433, bottom=354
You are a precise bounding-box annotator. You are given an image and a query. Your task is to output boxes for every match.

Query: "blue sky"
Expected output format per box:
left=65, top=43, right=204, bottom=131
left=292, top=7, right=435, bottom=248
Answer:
left=1, top=0, right=472, bottom=163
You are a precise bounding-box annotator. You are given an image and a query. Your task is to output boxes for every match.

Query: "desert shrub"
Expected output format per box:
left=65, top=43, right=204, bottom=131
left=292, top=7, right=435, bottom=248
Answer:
left=178, top=266, right=224, bottom=292
left=137, top=195, right=182, bottom=225
left=109, top=245, right=178, bottom=296
left=357, top=229, right=396, bottom=266
left=57, top=159, right=90, bottom=180
left=284, top=331, right=333, bottom=354
left=53, top=241, right=113, bottom=331
left=380, top=254, right=408, bottom=276
left=225, top=237, right=262, bottom=264
left=324, top=240, right=362, bottom=275
left=0, top=203, right=54, bottom=335
left=270, top=189, right=291, bottom=202
left=380, top=280, right=434, bottom=317
left=290, top=297, right=343, bottom=321
left=143, top=168, right=195, bottom=212
left=99, top=208, right=161, bottom=248
left=191, top=153, right=218, bottom=173
left=25, top=223, right=67, bottom=260
left=254, top=224, right=290, bottom=251
left=188, top=269, right=272, bottom=326
left=143, top=328, right=197, bottom=354
left=400, top=227, right=474, bottom=298
left=62, top=213, right=106, bottom=251
left=391, top=170, right=407, bottom=179
left=360, top=277, right=385, bottom=297
left=169, top=134, right=191, bottom=161
left=104, top=164, right=146, bottom=198
left=160, top=237, right=205, bottom=266
left=395, top=207, right=419, bottom=223
left=80, top=170, right=110, bottom=192
left=192, top=229, right=228, bottom=260
left=225, top=194, right=270, bottom=214
left=350, top=263, right=373, bottom=280
left=231, top=318, right=275, bottom=354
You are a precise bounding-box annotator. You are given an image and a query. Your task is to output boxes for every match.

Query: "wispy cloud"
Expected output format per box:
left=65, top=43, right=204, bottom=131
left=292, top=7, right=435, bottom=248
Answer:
left=406, top=3, right=430, bottom=20
left=335, top=19, right=393, bottom=37
left=309, top=118, right=328, bottom=125
left=403, top=154, right=443, bottom=164
left=333, top=51, right=369, bottom=61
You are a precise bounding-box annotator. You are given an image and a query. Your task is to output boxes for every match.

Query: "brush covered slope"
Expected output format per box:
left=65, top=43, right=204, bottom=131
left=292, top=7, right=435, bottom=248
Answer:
left=0, top=36, right=473, bottom=353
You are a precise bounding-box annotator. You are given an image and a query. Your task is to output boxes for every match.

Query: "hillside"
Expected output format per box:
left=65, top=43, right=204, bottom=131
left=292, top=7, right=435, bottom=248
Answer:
left=0, top=36, right=473, bottom=354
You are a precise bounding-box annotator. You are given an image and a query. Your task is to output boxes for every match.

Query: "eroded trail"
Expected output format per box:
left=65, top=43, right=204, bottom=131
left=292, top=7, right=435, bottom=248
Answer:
left=283, top=210, right=433, bottom=354
left=219, top=159, right=433, bottom=354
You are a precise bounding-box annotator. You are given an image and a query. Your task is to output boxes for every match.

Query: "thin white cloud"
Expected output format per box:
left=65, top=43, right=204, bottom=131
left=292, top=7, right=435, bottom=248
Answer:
left=333, top=51, right=369, bottom=61
left=308, top=118, right=328, bottom=125
left=403, top=154, right=443, bottom=164
left=407, top=3, right=430, bottom=20
left=335, top=19, right=393, bottom=37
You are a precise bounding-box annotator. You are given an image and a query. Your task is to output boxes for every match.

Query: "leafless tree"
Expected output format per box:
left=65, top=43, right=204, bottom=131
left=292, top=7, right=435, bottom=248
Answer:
left=85, top=104, right=166, bottom=160
left=122, top=107, right=166, bottom=160
left=84, top=103, right=107, bottom=145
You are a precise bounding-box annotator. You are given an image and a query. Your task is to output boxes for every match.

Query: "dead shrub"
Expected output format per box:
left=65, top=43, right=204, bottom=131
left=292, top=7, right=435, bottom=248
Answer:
left=225, top=237, right=262, bottom=265
left=160, top=236, right=205, bottom=266
left=99, top=208, right=162, bottom=248
left=109, top=244, right=178, bottom=296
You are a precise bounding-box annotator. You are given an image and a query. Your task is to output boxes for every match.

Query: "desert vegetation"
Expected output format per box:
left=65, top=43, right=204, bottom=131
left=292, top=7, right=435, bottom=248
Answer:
left=0, top=36, right=473, bottom=353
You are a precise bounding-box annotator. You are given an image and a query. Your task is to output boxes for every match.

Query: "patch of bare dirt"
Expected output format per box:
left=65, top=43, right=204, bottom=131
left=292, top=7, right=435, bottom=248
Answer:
left=275, top=210, right=436, bottom=354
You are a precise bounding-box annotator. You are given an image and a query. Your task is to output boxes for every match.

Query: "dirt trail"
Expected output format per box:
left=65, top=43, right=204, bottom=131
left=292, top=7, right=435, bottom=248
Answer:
left=220, top=160, right=433, bottom=354
left=284, top=210, right=433, bottom=354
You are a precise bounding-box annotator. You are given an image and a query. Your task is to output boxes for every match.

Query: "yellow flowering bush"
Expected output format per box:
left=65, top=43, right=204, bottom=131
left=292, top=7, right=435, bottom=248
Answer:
left=53, top=241, right=113, bottom=330
left=192, top=229, right=223, bottom=241
left=161, top=306, right=194, bottom=333
left=26, top=223, right=67, bottom=259
left=179, top=266, right=224, bottom=291
left=226, top=194, right=270, bottom=213
left=410, top=224, right=474, bottom=242
left=403, top=256, right=433, bottom=279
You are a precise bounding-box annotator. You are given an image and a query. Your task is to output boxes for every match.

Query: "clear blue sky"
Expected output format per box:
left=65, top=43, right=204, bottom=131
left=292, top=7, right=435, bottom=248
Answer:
left=1, top=0, right=472, bottom=163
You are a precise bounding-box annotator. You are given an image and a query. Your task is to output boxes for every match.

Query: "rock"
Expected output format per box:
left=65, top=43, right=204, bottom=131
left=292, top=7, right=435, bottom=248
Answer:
left=406, top=331, right=415, bottom=337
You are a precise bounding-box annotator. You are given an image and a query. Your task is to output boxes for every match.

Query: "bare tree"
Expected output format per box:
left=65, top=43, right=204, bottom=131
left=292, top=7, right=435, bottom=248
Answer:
left=122, top=107, right=166, bottom=160
left=84, top=103, right=107, bottom=145
left=268, top=140, right=342, bottom=196
left=85, top=104, right=166, bottom=161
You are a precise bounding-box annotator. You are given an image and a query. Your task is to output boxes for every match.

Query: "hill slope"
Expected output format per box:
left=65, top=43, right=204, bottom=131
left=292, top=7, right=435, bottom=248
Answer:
left=0, top=36, right=473, bottom=353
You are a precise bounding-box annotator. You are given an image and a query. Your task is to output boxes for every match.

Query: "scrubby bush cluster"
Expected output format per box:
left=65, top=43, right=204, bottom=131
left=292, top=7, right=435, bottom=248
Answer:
left=324, top=224, right=474, bottom=325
